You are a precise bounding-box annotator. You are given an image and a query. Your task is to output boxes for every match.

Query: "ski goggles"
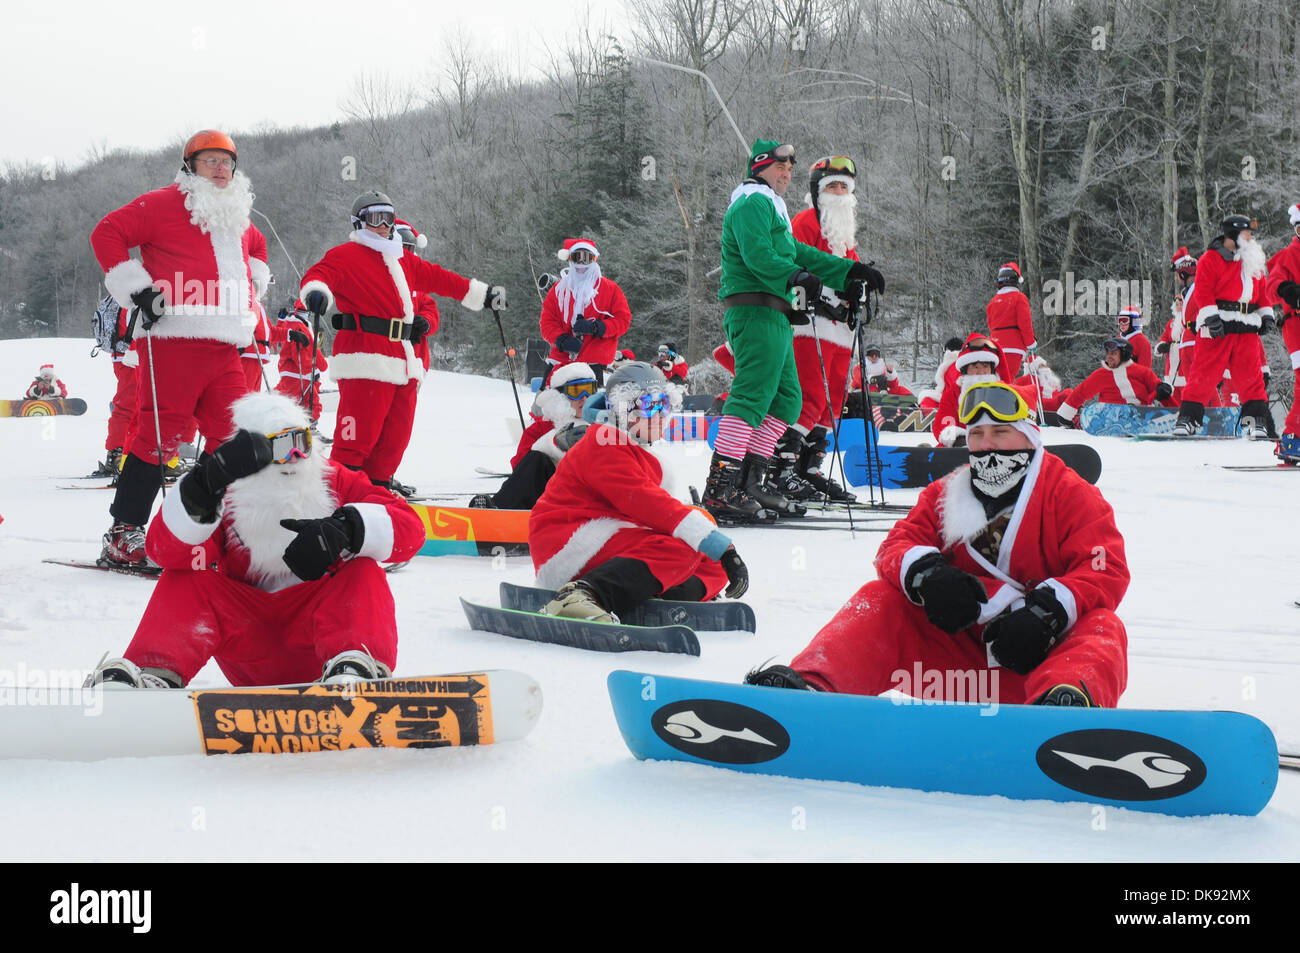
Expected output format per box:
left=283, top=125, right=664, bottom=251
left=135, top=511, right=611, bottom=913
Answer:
left=568, top=249, right=596, bottom=265
left=957, top=383, right=1031, bottom=425
left=266, top=426, right=313, bottom=463
left=635, top=393, right=672, bottom=418
left=360, top=208, right=396, bottom=228
left=557, top=379, right=598, bottom=400
left=752, top=144, right=796, bottom=168
left=811, top=155, right=856, bottom=176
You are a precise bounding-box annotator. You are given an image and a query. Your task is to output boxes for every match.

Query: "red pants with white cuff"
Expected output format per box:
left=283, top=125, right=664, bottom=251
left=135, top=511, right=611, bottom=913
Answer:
left=1281, top=317, right=1300, bottom=436
left=789, top=580, right=1128, bottom=707
left=330, top=378, right=419, bottom=484
left=124, top=557, right=399, bottom=687
left=130, top=338, right=248, bottom=464
left=575, top=528, right=730, bottom=603
left=793, top=335, right=852, bottom=431
left=1182, top=335, right=1266, bottom=406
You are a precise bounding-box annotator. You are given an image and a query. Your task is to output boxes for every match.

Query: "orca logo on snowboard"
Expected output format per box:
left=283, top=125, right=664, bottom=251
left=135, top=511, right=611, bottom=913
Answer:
left=652, top=700, right=789, bottom=764
left=1037, top=729, right=1206, bottom=801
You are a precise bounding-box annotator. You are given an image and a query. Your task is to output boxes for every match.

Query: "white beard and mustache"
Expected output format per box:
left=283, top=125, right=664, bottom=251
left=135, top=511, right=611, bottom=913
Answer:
left=817, top=192, right=858, bottom=258
left=224, top=453, right=335, bottom=592
left=556, top=262, right=602, bottom=323
left=1235, top=237, right=1267, bottom=299
left=175, top=169, right=255, bottom=239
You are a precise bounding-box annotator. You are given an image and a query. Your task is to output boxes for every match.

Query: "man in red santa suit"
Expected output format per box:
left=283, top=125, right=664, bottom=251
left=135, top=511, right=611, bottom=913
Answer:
left=239, top=298, right=276, bottom=391
left=934, top=334, right=1006, bottom=447
left=1157, top=248, right=1198, bottom=402
left=986, top=262, right=1035, bottom=380
left=1266, top=202, right=1300, bottom=462
left=1116, top=306, right=1152, bottom=368
left=84, top=392, right=425, bottom=689
left=529, top=362, right=748, bottom=622
left=746, top=382, right=1129, bottom=708
left=299, top=191, right=504, bottom=494
left=540, top=239, right=633, bottom=383
left=1055, top=338, right=1174, bottom=423
left=274, top=306, right=326, bottom=423
left=849, top=345, right=915, bottom=396
left=91, top=129, right=270, bottom=568
left=1013, top=355, right=1069, bottom=415
left=1174, top=214, right=1273, bottom=436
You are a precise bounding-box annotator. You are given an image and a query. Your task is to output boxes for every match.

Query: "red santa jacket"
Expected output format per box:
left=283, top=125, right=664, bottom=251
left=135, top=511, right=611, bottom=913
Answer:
left=300, top=231, right=486, bottom=385
left=1123, top=329, right=1152, bottom=368
left=789, top=207, right=860, bottom=352
left=654, top=354, right=690, bottom=384
left=1056, top=361, right=1171, bottom=421
left=91, top=174, right=268, bottom=348
left=1157, top=315, right=1186, bottom=385
left=540, top=276, right=633, bottom=366
left=986, top=287, right=1036, bottom=355
left=529, top=423, right=720, bottom=590
left=146, top=462, right=424, bottom=591
left=850, top=363, right=913, bottom=396
left=511, top=418, right=556, bottom=469
left=1266, top=237, right=1300, bottom=361
left=876, top=450, right=1129, bottom=642
left=1185, top=241, right=1273, bottom=333
left=241, top=300, right=278, bottom=365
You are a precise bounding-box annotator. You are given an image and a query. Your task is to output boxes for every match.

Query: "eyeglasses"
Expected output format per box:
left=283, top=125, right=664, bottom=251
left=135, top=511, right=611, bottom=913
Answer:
left=636, top=393, right=672, bottom=418
left=195, top=156, right=235, bottom=170
left=811, top=155, right=855, bottom=175
left=754, top=144, right=796, bottom=166
left=558, top=380, right=598, bottom=400
left=958, top=383, right=1030, bottom=425
left=266, top=426, right=312, bottom=464
left=361, top=209, right=396, bottom=228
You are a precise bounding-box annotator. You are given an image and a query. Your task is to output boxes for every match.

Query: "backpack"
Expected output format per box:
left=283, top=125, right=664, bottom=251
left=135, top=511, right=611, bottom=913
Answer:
left=90, top=295, right=136, bottom=356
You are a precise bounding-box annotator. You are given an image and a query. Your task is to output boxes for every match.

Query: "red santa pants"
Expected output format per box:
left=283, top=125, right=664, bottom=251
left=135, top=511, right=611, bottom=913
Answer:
left=331, top=378, right=419, bottom=483
left=1183, top=334, right=1265, bottom=405
left=793, top=337, right=851, bottom=431
left=789, top=580, right=1128, bottom=707
left=105, top=361, right=138, bottom=451
left=241, top=356, right=265, bottom=392
left=124, top=557, right=399, bottom=686
left=130, top=338, right=247, bottom=464
left=577, top=528, right=729, bottom=601
left=1281, top=317, right=1300, bottom=436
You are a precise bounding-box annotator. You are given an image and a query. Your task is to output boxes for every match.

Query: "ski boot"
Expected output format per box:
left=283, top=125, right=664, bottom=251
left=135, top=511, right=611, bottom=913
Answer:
left=1276, top=433, right=1300, bottom=465
left=742, top=453, right=806, bottom=518
left=767, top=430, right=826, bottom=502
left=1239, top=400, right=1271, bottom=439
left=90, top=447, right=124, bottom=480
left=320, top=649, right=392, bottom=686
left=468, top=494, right=497, bottom=508
left=744, top=663, right=819, bottom=691
left=701, top=452, right=771, bottom=524
left=799, top=427, right=857, bottom=503
left=540, top=581, right=618, bottom=624
left=1035, top=683, right=1093, bottom=707
left=99, top=522, right=155, bottom=569
left=1171, top=401, right=1203, bottom=436
left=84, top=656, right=182, bottom=689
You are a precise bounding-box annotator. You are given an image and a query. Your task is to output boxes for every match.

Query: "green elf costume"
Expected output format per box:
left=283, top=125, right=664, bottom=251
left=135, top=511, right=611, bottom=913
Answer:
left=704, top=139, right=883, bottom=521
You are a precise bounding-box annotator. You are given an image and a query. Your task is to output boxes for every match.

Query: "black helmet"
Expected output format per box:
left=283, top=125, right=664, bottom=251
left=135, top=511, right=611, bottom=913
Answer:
left=1102, top=337, right=1133, bottom=363
left=351, top=191, right=394, bottom=229
left=808, top=155, right=856, bottom=215
left=1221, top=214, right=1254, bottom=243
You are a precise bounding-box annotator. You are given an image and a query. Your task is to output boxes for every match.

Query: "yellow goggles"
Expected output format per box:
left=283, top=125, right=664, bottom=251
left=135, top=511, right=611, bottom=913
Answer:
left=958, top=383, right=1031, bottom=426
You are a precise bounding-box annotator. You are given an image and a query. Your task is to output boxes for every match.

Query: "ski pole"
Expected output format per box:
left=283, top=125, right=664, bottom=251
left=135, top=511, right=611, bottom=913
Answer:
left=491, top=307, right=527, bottom=431
left=144, top=331, right=167, bottom=499
left=854, top=295, right=885, bottom=504
left=809, top=309, right=857, bottom=533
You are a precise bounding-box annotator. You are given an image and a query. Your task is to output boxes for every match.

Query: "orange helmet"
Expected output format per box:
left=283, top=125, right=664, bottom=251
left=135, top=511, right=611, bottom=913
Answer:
left=182, top=129, right=237, bottom=169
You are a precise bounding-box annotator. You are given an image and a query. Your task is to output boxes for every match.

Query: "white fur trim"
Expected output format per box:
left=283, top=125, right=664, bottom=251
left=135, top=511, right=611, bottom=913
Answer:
left=328, top=351, right=411, bottom=385
left=531, top=429, right=566, bottom=464
left=122, top=350, right=139, bottom=368
left=995, top=286, right=1019, bottom=296
left=559, top=240, right=599, bottom=260
left=1056, top=402, right=1077, bottom=422
left=818, top=174, right=855, bottom=193
left=549, top=362, right=597, bottom=387
left=349, top=502, right=396, bottom=561
left=976, top=583, right=1027, bottom=626
left=103, top=259, right=154, bottom=309
left=535, top=517, right=636, bottom=590
left=142, top=307, right=253, bottom=348
left=937, top=450, right=1043, bottom=577
left=791, top=316, right=855, bottom=348
left=956, top=350, right=1000, bottom=372
left=249, top=257, right=271, bottom=299
left=161, top=483, right=222, bottom=546
left=1040, top=578, right=1079, bottom=632
left=671, top=510, right=716, bottom=551
left=299, top=279, right=334, bottom=315
left=462, top=279, right=489, bottom=311
left=938, top=424, right=966, bottom=446
left=1111, top=363, right=1139, bottom=404
left=898, top=545, right=941, bottom=603
left=1290, top=350, right=1300, bottom=371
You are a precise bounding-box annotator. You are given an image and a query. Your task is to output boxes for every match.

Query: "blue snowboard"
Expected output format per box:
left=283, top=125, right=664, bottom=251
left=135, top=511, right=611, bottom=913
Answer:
left=842, top=443, right=1102, bottom=489
left=707, top=415, right=877, bottom=453
left=1080, top=402, right=1242, bottom=437
left=607, top=671, right=1279, bottom=817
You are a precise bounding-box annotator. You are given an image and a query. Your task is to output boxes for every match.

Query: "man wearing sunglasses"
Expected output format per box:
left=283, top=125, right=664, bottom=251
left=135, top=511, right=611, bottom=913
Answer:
left=708, top=139, right=884, bottom=521
left=749, top=382, right=1130, bottom=709
left=298, top=191, right=507, bottom=494
left=90, top=129, right=271, bottom=570
left=540, top=238, right=632, bottom=382
left=85, top=392, right=425, bottom=689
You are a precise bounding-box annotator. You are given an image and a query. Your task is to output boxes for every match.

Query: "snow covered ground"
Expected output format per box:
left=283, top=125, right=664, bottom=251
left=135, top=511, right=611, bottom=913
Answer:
left=0, top=337, right=1296, bottom=862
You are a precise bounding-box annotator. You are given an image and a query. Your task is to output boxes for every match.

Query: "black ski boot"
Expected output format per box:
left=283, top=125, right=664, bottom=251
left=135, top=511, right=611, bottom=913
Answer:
left=742, top=452, right=806, bottom=518
left=1172, top=401, right=1203, bottom=436
left=767, top=430, right=825, bottom=502
left=701, top=452, right=770, bottom=524
left=745, top=664, right=819, bottom=691
left=799, top=427, right=857, bottom=503
left=1239, top=399, right=1270, bottom=439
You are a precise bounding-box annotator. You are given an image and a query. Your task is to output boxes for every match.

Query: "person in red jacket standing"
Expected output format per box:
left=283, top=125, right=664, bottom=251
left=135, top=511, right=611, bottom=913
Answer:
left=746, top=382, right=1129, bottom=708
left=239, top=298, right=276, bottom=391
left=90, top=129, right=270, bottom=569
left=1266, top=202, right=1300, bottom=462
left=1117, top=306, right=1151, bottom=368
left=299, top=191, right=504, bottom=495
left=986, top=262, right=1035, bottom=380
left=1157, top=249, right=1198, bottom=402
left=274, top=306, right=326, bottom=423
left=540, top=238, right=632, bottom=382
left=1174, top=214, right=1273, bottom=436
left=1054, top=338, right=1174, bottom=424
left=83, top=392, right=425, bottom=689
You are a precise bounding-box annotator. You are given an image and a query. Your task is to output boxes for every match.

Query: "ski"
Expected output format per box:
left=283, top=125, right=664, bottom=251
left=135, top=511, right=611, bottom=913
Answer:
left=0, top=670, right=541, bottom=760
left=1222, top=464, right=1299, bottom=471
left=474, top=467, right=510, bottom=479
left=1281, top=754, right=1300, bottom=772
left=42, top=557, right=161, bottom=579
left=607, top=671, right=1279, bottom=817
left=460, top=598, right=700, bottom=656
left=498, top=582, right=756, bottom=633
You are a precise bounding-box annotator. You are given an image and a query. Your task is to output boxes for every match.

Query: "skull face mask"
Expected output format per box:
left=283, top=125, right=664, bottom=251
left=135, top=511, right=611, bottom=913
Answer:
left=969, top=450, right=1031, bottom=497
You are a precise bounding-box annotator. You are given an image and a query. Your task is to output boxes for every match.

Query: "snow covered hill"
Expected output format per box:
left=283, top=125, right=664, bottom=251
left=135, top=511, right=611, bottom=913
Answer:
left=0, top=337, right=1296, bottom=861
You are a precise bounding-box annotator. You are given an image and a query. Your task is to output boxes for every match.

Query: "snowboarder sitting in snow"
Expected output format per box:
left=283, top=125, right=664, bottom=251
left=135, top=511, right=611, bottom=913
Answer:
left=748, top=382, right=1129, bottom=707
left=653, top=343, right=689, bottom=384
left=471, top=362, right=598, bottom=510
left=26, top=364, right=68, bottom=399
left=85, top=392, right=425, bottom=689
left=530, top=361, right=749, bottom=622
left=1055, top=337, right=1175, bottom=425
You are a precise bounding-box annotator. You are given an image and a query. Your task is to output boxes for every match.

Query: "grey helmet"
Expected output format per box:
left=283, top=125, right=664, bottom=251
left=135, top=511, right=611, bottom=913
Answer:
left=351, top=190, right=395, bottom=229
left=603, top=361, right=678, bottom=424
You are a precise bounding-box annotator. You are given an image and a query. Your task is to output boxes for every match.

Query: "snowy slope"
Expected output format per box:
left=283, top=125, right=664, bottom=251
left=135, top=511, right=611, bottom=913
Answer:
left=0, top=338, right=1296, bottom=861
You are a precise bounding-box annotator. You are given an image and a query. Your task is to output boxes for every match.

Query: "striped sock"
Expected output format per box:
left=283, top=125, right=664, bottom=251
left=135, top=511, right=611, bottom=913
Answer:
left=747, top=415, right=788, bottom=458
left=714, top=415, right=755, bottom=459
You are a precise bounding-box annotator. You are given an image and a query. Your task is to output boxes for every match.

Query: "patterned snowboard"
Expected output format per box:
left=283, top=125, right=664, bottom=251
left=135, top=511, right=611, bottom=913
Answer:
left=1080, top=402, right=1243, bottom=437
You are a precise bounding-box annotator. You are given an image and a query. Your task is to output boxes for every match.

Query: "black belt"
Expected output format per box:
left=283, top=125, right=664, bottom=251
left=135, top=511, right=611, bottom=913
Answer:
left=722, top=292, right=793, bottom=316
left=332, top=312, right=412, bottom=342
left=1215, top=300, right=1258, bottom=315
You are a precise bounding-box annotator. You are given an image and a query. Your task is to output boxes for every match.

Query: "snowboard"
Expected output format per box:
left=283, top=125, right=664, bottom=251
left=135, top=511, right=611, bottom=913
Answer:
left=0, top=671, right=541, bottom=760
left=0, top=397, right=87, bottom=417
left=460, top=599, right=700, bottom=656
left=1080, top=402, right=1243, bottom=437
left=410, top=504, right=530, bottom=557
left=843, top=443, right=1102, bottom=489
left=498, top=582, right=756, bottom=632
left=606, top=671, right=1278, bottom=817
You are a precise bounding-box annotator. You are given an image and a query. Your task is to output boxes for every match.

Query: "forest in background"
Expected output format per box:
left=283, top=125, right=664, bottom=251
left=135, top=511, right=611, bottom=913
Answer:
left=2, top=0, right=1297, bottom=393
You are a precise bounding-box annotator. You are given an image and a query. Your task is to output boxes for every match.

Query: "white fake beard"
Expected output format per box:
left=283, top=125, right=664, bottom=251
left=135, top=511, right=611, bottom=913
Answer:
left=1235, top=237, right=1267, bottom=282
left=175, top=169, right=254, bottom=239
left=969, top=450, right=1031, bottom=497
left=531, top=388, right=581, bottom=426
left=557, top=263, right=602, bottom=322
left=817, top=192, right=857, bottom=258
left=864, top=358, right=886, bottom=378
left=224, top=453, right=335, bottom=592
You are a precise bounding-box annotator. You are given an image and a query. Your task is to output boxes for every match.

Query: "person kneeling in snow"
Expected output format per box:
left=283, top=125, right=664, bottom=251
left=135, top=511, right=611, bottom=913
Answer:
left=530, top=361, right=749, bottom=622
left=748, top=382, right=1129, bottom=707
left=85, top=392, right=425, bottom=689
left=27, top=364, right=68, bottom=399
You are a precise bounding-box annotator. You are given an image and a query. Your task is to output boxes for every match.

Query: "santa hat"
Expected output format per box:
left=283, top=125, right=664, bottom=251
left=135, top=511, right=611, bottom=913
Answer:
left=954, top=333, right=1002, bottom=373
left=394, top=218, right=427, bottom=250
left=1289, top=204, right=1300, bottom=227
left=39, top=363, right=55, bottom=377
left=546, top=362, right=597, bottom=388
left=230, top=391, right=309, bottom=438
left=1171, top=246, right=1196, bottom=270
left=996, top=262, right=1023, bottom=285
left=557, top=238, right=599, bottom=262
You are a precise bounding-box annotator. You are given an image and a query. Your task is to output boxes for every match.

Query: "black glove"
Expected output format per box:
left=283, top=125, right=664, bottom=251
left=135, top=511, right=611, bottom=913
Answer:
left=841, top=279, right=867, bottom=307
left=1155, top=340, right=1171, bottom=355
left=287, top=329, right=311, bottom=348
left=1259, top=314, right=1276, bottom=335
left=787, top=270, right=823, bottom=308
left=655, top=359, right=674, bottom=374
left=720, top=547, right=748, bottom=599
left=1204, top=313, right=1225, bottom=338
left=556, top=334, right=582, bottom=356
left=179, top=430, right=274, bottom=521
left=905, top=552, right=986, bottom=634
left=983, top=587, right=1069, bottom=676
left=572, top=317, right=606, bottom=337
left=847, top=261, right=885, bottom=294
left=1154, top=381, right=1173, bottom=402
left=410, top=315, right=431, bottom=344
left=303, top=290, right=328, bottom=317
left=485, top=284, right=508, bottom=310
left=280, top=506, right=366, bottom=582
left=1264, top=372, right=1271, bottom=390
left=1277, top=281, right=1300, bottom=310
left=131, top=288, right=166, bottom=330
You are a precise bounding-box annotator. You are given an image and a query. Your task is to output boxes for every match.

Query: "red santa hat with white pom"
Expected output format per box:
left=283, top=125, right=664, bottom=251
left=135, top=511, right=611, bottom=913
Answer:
left=557, top=238, right=599, bottom=261
left=394, top=218, right=427, bottom=250
left=39, top=364, right=55, bottom=378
